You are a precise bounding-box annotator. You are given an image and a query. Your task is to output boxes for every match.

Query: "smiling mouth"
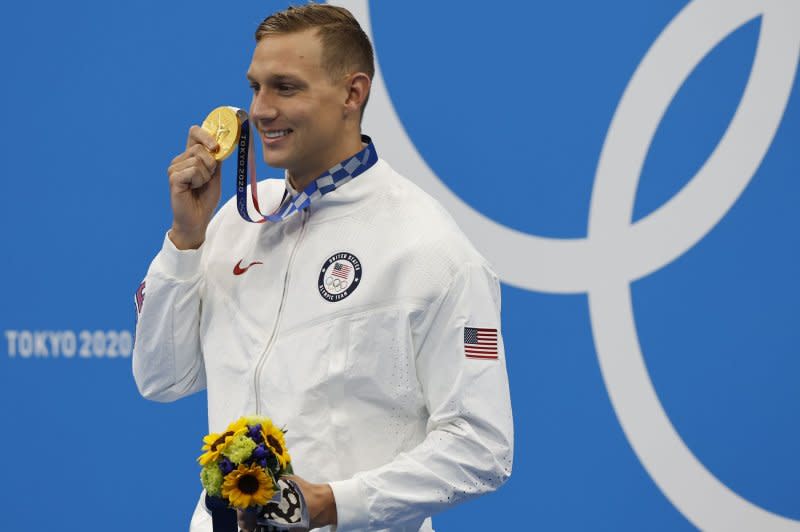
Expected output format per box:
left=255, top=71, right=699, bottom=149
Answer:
left=263, top=129, right=292, bottom=140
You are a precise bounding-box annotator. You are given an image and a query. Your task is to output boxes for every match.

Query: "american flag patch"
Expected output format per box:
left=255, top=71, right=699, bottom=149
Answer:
left=464, top=327, right=498, bottom=359
left=331, top=262, right=352, bottom=279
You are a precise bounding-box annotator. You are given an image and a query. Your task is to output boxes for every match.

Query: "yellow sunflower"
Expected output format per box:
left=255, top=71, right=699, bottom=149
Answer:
left=225, top=417, right=250, bottom=434
left=222, top=463, right=275, bottom=508
left=198, top=419, right=249, bottom=465
left=261, top=422, right=291, bottom=469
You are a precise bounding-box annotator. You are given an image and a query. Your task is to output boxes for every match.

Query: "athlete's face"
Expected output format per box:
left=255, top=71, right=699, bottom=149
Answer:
left=247, top=29, right=349, bottom=185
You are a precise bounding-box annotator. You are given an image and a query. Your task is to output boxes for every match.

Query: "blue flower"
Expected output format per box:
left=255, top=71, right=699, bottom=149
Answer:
left=219, top=457, right=235, bottom=475
left=248, top=425, right=264, bottom=444
left=252, top=444, right=268, bottom=460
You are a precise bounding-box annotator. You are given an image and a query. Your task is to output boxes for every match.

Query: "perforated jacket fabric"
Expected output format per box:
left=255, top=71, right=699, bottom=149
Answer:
left=133, top=158, right=514, bottom=532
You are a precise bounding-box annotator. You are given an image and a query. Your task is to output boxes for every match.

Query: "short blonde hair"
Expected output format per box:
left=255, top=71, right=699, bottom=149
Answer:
left=255, top=4, right=375, bottom=82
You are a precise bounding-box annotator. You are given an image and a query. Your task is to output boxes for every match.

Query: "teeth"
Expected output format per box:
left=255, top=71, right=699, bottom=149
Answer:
left=265, top=129, right=291, bottom=139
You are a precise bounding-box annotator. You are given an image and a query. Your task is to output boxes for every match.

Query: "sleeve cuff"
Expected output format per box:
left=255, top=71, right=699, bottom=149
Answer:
left=328, top=477, right=371, bottom=532
left=152, top=231, right=204, bottom=281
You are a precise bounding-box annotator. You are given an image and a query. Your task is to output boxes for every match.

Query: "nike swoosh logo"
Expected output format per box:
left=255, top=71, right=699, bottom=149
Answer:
left=233, top=259, right=263, bottom=276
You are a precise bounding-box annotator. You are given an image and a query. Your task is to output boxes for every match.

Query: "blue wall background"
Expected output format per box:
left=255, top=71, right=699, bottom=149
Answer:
left=1, top=1, right=797, bottom=530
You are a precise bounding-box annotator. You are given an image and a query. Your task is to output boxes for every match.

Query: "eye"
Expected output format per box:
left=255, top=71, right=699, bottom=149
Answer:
left=249, top=82, right=260, bottom=93
left=277, top=84, right=296, bottom=95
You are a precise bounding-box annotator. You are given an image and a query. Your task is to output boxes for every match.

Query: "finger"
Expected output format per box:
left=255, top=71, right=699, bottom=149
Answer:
left=168, top=157, right=211, bottom=185
left=171, top=165, right=211, bottom=191
left=172, top=131, right=217, bottom=166
left=187, top=124, right=219, bottom=153
left=188, top=143, right=218, bottom=174
left=169, top=168, right=195, bottom=193
left=189, top=163, right=215, bottom=190
left=170, top=150, right=191, bottom=165
left=168, top=156, right=199, bottom=175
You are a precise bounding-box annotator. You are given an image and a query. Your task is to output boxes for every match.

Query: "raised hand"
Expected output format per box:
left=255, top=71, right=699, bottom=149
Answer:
left=167, top=125, right=222, bottom=249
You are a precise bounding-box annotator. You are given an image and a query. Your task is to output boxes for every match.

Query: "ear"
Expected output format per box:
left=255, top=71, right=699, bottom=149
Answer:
left=343, top=72, right=371, bottom=117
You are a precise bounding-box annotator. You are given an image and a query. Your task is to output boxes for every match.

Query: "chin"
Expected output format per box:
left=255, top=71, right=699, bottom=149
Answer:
left=262, top=152, right=290, bottom=170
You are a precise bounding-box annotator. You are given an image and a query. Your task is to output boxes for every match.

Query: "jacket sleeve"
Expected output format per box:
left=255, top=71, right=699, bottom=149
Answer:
left=329, top=262, right=514, bottom=530
left=132, top=232, right=207, bottom=402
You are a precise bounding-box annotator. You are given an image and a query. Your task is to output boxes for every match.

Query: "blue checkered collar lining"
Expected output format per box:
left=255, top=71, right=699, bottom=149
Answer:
left=272, top=135, right=378, bottom=222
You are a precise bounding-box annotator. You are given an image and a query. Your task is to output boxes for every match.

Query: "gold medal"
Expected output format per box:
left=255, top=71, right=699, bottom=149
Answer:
left=201, top=106, right=247, bottom=161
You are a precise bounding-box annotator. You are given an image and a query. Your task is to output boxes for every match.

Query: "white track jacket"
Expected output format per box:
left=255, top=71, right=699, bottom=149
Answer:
left=133, top=157, right=514, bottom=532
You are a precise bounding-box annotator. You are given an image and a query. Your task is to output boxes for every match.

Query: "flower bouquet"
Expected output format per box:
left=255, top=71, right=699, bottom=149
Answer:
left=199, top=416, right=293, bottom=509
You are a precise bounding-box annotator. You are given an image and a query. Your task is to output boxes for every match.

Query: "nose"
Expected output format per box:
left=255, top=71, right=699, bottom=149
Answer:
left=250, top=89, right=278, bottom=124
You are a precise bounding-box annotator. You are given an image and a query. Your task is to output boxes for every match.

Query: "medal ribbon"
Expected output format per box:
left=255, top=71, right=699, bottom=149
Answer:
left=235, top=122, right=378, bottom=223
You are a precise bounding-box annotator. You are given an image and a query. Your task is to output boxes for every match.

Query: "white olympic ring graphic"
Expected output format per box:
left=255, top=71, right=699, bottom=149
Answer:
left=326, top=275, right=349, bottom=292
left=336, top=0, right=800, bottom=529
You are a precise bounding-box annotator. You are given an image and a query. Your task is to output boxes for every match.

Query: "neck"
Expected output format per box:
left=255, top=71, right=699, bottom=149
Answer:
left=288, top=133, right=365, bottom=191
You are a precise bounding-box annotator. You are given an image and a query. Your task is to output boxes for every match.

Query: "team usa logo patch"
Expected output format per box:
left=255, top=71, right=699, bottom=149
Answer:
left=318, top=252, right=362, bottom=302
left=464, top=327, right=499, bottom=359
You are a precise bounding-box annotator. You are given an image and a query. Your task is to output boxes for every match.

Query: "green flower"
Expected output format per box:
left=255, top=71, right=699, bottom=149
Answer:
left=200, top=462, right=224, bottom=496
left=221, top=432, right=257, bottom=464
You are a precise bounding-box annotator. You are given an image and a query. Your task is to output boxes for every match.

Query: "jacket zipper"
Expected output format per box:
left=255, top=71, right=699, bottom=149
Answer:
left=253, top=209, right=309, bottom=415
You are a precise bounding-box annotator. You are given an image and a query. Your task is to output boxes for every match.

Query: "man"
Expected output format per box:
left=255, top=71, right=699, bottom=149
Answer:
left=133, top=4, right=513, bottom=531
